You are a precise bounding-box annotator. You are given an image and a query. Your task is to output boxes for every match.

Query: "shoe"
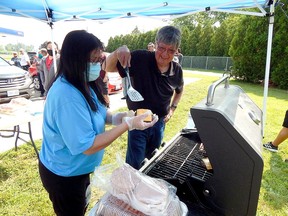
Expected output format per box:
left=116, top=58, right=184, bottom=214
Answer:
left=263, top=142, right=278, bottom=152
left=121, top=96, right=127, bottom=100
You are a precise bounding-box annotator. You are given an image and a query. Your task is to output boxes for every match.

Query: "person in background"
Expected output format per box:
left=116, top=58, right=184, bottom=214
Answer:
left=173, top=53, right=179, bottom=63
left=36, top=48, right=48, bottom=97
left=95, top=52, right=110, bottom=107
left=176, top=48, right=183, bottom=66
left=105, top=26, right=184, bottom=170
left=95, top=71, right=109, bottom=107
left=19, top=48, right=31, bottom=71
left=39, top=41, right=59, bottom=96
left=38, top=30, right=158, bottom=216
left=147, top=42, right=155, bottom=51
left=263, top=110, right=288, bottom=154
left=11, top=52, right=21, bottom=67
left=37, top=49, right=43, bottom=59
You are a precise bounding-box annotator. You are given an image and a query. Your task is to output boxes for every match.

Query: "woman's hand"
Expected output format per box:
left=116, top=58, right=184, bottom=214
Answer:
left=111, top=110, right=135, bottom=125
left=123, top=111, right=158, bottom=131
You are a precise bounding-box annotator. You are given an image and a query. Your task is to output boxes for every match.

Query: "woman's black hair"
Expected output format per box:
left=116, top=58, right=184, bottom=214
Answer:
left=53, top=30, right=106, bottom=111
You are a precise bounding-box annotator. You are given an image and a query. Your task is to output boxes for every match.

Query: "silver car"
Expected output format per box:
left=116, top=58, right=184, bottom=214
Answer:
left=0, top=56, right=35, bottom=104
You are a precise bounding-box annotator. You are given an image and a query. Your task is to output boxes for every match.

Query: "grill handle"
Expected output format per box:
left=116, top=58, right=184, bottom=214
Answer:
left=206, top=74, right=230, bottom=106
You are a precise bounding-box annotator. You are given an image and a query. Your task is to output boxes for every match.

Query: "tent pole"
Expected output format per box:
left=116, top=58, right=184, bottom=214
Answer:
left=43, top=3, right=57, bottom=74
left=49, top=24, right=58, bottom=74
left=262, top=1, right=276, bottom=137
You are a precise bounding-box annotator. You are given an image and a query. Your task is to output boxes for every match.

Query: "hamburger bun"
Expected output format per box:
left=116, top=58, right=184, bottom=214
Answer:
left=136, top=109, right=152, bottom=122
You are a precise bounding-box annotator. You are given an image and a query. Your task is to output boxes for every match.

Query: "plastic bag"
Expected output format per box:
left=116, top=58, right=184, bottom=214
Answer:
left=91, top=155, right=187, bottom=216
left=89, top=193, right=147, bottom=216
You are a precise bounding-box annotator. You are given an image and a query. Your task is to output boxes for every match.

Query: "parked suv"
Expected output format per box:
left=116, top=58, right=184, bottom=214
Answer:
left=0, top=56, right=35, bottom=104
left=27, top=51, right=44, bottom=91
left=28, top=63, right=43, bottom=91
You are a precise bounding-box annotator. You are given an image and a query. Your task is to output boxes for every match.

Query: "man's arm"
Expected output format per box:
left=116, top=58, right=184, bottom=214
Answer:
left=105, top=45, right=130, bottom=72
left=164, top=90, right=183, bottom=123
left=170, top=90, right=183, bottom=111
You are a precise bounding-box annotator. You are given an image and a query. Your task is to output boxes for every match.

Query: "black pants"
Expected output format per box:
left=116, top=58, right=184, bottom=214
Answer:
left=38, top=160, right=91, bottom=216
left=38, top=73, right=45, bottom=95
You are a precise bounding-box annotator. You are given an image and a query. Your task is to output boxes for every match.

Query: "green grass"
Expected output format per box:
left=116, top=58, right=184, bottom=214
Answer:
left=0, top=71, right=287, bottom=215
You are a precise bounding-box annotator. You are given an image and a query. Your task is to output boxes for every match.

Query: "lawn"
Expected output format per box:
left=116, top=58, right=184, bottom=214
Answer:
left=0, top=71, right=287, bottom=215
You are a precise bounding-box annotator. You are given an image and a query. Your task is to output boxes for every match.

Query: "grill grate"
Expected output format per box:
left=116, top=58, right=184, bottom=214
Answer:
left=146, top=135, right=213, bottom=183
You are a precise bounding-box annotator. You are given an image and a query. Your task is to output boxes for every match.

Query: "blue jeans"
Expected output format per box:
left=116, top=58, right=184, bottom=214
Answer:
left=126, top=118, right=165, bottom=170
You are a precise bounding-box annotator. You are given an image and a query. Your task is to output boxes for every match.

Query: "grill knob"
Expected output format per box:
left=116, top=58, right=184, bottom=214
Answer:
left=151, top=149, right=159, bottom=156
left=140, top=158, right=149, bottom=167
left=203, top=189, right=210, bottom=196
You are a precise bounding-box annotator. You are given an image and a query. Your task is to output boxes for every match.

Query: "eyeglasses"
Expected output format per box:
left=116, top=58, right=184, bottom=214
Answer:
left=156, top=44, right=176, bottom=55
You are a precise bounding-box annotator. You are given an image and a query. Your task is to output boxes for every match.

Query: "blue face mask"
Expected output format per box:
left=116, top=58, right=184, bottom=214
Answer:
left=88, top=62, right=101, bottom=81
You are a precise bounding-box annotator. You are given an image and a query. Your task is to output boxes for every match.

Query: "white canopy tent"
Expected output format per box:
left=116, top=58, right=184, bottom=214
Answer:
left=0, top=0, right=277, bottom=133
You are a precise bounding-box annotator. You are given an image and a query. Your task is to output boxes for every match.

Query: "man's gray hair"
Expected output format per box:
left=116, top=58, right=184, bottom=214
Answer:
left=155, top=26, right=181, bottom=49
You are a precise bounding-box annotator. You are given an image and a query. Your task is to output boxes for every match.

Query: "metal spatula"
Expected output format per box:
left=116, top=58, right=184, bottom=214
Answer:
left=125, top=67, right=144, bottom=102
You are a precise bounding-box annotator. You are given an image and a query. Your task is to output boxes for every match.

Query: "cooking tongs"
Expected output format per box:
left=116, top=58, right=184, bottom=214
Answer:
left=125, top=67, right=144, bottom=102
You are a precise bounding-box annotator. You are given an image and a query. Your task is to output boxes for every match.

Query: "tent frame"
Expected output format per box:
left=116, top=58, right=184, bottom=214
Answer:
left=0, top=0, right=276, bottom=134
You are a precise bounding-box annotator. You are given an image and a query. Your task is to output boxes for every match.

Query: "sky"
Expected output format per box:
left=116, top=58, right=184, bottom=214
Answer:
left=0, top=14, right=169, bottom=50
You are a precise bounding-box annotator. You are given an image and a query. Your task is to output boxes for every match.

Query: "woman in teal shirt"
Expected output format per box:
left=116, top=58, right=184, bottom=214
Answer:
left=38, top=30, right=158, bottom=216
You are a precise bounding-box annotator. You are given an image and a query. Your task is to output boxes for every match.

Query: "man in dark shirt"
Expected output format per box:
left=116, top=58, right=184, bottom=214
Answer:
left=106, top=26, right=183, bottom=169
left=11, top=52, right=21, bottom=68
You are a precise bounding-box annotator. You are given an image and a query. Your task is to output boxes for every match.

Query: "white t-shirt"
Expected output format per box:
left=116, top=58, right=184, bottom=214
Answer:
left=20, top=53, right=30, bottom=66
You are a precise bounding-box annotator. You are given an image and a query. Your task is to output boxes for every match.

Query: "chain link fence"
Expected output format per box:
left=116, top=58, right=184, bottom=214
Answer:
left=182, top=56, right=233, bottom=71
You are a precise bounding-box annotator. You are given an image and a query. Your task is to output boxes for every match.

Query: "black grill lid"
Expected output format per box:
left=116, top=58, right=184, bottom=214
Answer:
left=191, top=76, right=263, bottom=216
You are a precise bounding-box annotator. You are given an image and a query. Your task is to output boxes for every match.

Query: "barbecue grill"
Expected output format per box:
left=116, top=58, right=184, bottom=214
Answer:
left=140, top=75, right=264, bottom=216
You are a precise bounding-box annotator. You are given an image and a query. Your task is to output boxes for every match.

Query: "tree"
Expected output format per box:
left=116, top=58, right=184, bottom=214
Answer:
left=228, top=1, right=288, bottom=88
left=131, top=26, right=141, bottom=35
left=188, top=25, right=201, bottom=56
left=172, top=12, right=230, bottom=56
left=209, top=22, right=228, bottom=56
left=4, top=43, right=35, bottom=52
left=180, top=26, right=191, bottom=56
left=229, top=15, right=267, bottom=82
left=270, top=0, right=288, bottom=89
left=196, top=25, right=213, bottom=56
